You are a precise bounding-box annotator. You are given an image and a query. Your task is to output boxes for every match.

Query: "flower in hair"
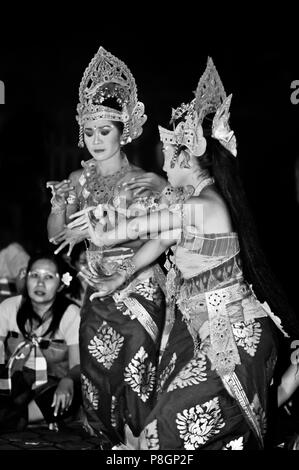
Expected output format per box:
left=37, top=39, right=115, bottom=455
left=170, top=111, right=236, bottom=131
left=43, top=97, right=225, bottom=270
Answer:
left=61, top=272, right=73, bottom=286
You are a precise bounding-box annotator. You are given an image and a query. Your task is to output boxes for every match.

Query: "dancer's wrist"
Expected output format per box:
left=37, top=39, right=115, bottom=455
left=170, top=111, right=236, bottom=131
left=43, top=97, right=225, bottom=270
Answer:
left=116, top=258, right=136, bottom=281
left=50, top=197, right=66, bottom=214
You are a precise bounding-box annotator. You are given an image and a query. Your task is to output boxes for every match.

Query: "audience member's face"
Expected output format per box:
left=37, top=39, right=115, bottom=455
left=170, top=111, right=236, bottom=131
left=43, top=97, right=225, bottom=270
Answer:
left=84, top=118, right=121, bottom=161
left=27, top=259, right=60, bottom=305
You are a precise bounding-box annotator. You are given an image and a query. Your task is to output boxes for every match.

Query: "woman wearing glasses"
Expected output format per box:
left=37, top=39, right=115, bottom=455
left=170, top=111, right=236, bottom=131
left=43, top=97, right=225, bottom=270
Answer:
left=0, top=252, right=81, bottom=433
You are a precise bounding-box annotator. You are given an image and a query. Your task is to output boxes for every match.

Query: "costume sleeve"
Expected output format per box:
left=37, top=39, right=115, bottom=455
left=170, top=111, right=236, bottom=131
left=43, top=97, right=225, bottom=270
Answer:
left=59, top=304, right=81, bottom=345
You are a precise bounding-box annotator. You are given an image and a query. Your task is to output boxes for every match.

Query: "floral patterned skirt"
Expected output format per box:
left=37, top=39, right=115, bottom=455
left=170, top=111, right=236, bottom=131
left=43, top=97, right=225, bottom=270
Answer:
left=140, top=310, right=278, bottom=450
left=79, top=278, right=165, bottom=449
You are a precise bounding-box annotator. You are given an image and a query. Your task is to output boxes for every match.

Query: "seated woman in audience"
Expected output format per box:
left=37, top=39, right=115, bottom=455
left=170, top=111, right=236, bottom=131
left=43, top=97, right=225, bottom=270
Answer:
left=0, top=252, right=81, bottom=432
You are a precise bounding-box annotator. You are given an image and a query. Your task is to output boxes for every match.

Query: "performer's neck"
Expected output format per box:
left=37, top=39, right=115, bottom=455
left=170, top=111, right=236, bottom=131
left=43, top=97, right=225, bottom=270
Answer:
left=94, top=149, right=123, bottom=176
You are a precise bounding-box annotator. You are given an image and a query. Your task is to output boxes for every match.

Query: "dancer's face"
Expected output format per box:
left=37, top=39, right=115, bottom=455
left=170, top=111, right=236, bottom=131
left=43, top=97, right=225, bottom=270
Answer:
left=84, top=119, right=121, bottom=161
left=27, top=259, right=60, bottom=305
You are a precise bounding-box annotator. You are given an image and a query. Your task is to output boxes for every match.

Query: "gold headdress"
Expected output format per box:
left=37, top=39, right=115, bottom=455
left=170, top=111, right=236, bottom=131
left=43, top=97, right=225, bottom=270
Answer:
left=76, top=46, right=147, bottom=147
left=159, top=57, right=237, bottom=167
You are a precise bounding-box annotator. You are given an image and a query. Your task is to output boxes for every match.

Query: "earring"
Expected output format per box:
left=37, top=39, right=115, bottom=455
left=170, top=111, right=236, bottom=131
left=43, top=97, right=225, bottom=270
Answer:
left=120, top=121, right=131, bottom=146
left=78, top=125, right=84, bottom=148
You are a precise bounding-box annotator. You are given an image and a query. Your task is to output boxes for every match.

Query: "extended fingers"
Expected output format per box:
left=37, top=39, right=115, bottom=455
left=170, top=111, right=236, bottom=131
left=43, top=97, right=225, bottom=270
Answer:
left=78, top=271, right=97, bottom=287
left=52, top=393, right=60, bottom=417
left=54, top=395, right=66, bottom=417
left=46, top=180, right=61, bottom=189
left=123, top=180, right=149, bottom=189
left=67, top=214, right=89, bottom=229
left=54, top=240, right=70, bottom=255
left=67, top=241, right=75, bottom=257
left=58, top=182, right=74, bottom=193
left=90, top=291, right=107, bottom=301
left=79, top=266, right=103, bottom=284
left=49, top=230, right=67, bottom=245
left=65, top=392, right=73, bottom=411
left=69, top=206, right=96, bottom=220
left=49, top=181, right=74, bottom=198
left=85, top=215, right=99, bottom=243
left=80, top=265, right=97, bottom=278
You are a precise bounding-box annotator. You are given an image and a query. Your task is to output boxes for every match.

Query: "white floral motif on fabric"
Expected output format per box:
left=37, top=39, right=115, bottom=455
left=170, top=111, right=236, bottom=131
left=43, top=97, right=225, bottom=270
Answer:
left=81, top=373, right=99, bottom=410
left=135, top=279, right=158, bottom=302
left=157, top=353, right=177, bottom=394
left=176, top=397, right=225, bottom=450
left=115, top=300, right=138, bottom=320
left=124, top=346, right=156, bottom=402
left=223, top=436, right=244, bottom=450
left=250, top=394, right=267, bottom=436
left=232, top=319, right=262, bottom=357
left=143, top=419, right=160, bottom=450
left=167, top=351, right=207, bottom=392
left=88, top=321, right=124, bottom=369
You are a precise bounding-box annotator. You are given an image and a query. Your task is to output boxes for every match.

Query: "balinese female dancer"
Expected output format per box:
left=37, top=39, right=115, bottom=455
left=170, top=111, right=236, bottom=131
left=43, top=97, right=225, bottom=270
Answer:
left=47, top=47, right=167, bottom=449
left=71, top=58, right=299, bottom=450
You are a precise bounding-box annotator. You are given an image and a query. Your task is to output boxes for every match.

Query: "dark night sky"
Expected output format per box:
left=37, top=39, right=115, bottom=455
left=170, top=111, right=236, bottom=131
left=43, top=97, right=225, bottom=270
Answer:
left=0, top=24, right=299, bottom=307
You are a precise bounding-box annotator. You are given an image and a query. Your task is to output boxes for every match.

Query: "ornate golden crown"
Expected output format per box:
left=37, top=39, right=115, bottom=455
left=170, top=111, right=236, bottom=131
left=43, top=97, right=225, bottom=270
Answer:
left=159, top=57, right=237, bottom=167
left=76, top=46, right=147, bottom=147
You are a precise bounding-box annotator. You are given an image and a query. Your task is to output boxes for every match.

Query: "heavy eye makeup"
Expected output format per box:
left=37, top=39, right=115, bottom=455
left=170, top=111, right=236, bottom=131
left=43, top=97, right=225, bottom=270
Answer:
left=84, top=126, right=112, bottom=137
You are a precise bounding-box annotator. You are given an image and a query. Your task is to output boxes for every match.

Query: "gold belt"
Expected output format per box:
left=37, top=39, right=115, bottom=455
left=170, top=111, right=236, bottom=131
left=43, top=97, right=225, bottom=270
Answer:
left=179, top=280, right=251, bottom=309
left=177, top=281, right=268, bottom=376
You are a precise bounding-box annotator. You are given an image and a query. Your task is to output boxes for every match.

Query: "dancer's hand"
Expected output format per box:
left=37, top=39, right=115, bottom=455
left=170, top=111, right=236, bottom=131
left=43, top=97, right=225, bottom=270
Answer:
left=70, top=208, right=111, bottom=248
left=50, top=226, right=88, bottom=256
left=123, top=172, right=167, bottom=195
left=79, top=266, right=126, bottom=300
left=68, top=204, right=117, bottom=229
left=46, top=180, right=75, bottom=207
left=67, top=206, right=99, bottom=230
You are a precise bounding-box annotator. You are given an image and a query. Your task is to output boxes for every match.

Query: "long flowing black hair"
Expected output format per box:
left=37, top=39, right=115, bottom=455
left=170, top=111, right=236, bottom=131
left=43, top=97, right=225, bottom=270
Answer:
left=199, top=133, right=299, bottom=338
left=17, top=252, right=73, bottom=339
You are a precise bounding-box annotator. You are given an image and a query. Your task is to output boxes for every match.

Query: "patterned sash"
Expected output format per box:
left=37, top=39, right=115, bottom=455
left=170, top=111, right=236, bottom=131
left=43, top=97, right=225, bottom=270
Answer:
left=221, top=372, right=264, bottom=448
left=113, top=280, right=159, bottom=343
left=0, top=335, right=48, bottom=395
left=0, top=329, right=64, bottom=395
